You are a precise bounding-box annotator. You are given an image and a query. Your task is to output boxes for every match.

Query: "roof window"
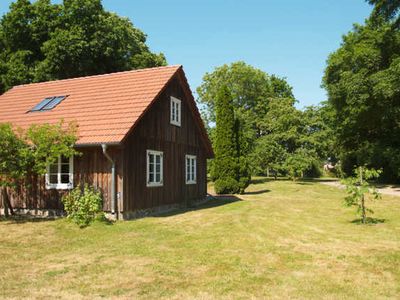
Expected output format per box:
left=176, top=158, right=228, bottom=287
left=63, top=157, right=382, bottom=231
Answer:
left=29, top=96, right=67, bottom=112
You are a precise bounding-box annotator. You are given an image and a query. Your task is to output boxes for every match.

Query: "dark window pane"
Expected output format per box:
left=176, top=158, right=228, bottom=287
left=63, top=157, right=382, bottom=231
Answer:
left=61, top=164, right=70, bottom=173
left=61, top=174, right=70, bottom=183
left=49, top=174, right=58, bottom=184
left=156, top=173, right=161, bottom=182
left=49, top=164, right=58, bottom=173
left=156, top=155, right=160, bottom=164
left=149, top=154, right=154, bottom=164
left=156, top=163, right=160, bottom=173
left=61, top=156, right=69, bottom=164
left=149, top=163, right=154, bottom=173
left=149, top=173, right=154, bottom=183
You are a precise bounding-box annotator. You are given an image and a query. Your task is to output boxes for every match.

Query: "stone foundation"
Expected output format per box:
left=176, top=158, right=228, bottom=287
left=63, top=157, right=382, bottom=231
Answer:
left=0, top=208, right=65, bottom=218
left=0, top=196, right=212, bottom=220
left=120, top=196, right=212, bottom=220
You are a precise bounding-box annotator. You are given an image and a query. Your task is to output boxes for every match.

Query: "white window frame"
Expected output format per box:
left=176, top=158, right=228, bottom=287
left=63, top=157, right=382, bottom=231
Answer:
left=45, top=156, right=74, bottom=190
left=170, top=96, right=181, bottom=126
left=185, top=154, right=197, bottom=184
left=146, top=150, right=164, bottom=187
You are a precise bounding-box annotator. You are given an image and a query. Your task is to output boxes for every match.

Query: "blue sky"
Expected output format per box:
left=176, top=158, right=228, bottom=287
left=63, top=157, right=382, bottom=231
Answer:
left=0, top=1, right=373, bottom=108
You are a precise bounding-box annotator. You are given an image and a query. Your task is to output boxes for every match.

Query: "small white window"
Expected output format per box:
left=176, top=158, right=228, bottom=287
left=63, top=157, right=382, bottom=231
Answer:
left=147, top=150, right=163, bottom=187
left=185, top=155, right=197, bottom=184
left=170, top=96, right=181, bottom=126
left=46, top=156, right=73, bottom=190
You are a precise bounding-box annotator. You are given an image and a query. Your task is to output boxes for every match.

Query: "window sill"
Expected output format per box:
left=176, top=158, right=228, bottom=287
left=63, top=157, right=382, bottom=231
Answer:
left=170, top=121, right=181, bottom=127
left=146, top=182, right=163, bottom=187
left=46, top=184, right=73, bottom=190
left=186, top=181, right=197, bottom=185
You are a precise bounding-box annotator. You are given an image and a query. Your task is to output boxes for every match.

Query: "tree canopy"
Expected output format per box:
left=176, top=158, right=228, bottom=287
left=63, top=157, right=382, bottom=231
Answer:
left=323, top=16, right=400, bottom=181
left=0, top=0, right=166, bottom=93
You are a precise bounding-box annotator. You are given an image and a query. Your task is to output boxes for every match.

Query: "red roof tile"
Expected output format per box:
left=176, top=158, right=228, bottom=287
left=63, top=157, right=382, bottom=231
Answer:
left=0, top=65, right=182, bottom=145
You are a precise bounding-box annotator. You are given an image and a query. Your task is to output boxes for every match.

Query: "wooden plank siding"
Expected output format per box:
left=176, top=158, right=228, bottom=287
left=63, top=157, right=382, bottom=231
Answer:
left=0, top=146, right=123, bottom=212
left=122, top=76, right=208, bottom=212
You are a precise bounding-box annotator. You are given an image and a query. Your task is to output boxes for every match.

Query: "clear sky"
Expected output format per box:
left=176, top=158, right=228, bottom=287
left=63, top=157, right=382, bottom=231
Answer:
left=0, top=0, right=373, bottom=108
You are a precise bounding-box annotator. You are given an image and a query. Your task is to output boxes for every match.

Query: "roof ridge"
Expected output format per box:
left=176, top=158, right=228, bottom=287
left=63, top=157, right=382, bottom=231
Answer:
left=12, top=65, right=182, bottom=90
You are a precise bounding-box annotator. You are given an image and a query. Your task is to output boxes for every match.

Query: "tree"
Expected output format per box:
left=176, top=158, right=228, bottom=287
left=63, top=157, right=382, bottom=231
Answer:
left=0, top=124, right=30, bottom=216
left=323, top=18, right=400, bottom=182
left=343, top=166, right=382, bottom=224
left=213, top=85, right=250, bottom=194
left=197, top=61, right=294, bottom=137
left=369, top=0, right=400, bottom=27
left=0, top=121, right=79, bottom=216
left=0, top=0, right=166, bottom=93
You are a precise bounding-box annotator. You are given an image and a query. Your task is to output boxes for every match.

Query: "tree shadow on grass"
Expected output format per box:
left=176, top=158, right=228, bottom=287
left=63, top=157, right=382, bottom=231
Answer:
left=155, top=194, right=242, bottom=218
left=244, top=189, right=271, bottom=195
left=0, top=215, right=58, bottom=224
left=350, top=217, right=386, bottom=225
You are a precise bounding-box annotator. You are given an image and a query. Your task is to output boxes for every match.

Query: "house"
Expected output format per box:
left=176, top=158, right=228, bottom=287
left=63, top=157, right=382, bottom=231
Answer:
left=0, top=65, right=213, bottom=219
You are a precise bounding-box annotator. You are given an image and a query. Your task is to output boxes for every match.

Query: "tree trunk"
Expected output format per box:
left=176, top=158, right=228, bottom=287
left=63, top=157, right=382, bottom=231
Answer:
left=1, top=186, right=14, bottom=217
left=361, top=194, right=366, bottom=224
left=359, top=166, right=366, bottom=224
left=266, top=167, right=270, bottom=178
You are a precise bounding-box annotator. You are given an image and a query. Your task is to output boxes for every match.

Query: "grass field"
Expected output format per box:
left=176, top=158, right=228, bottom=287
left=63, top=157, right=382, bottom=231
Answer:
left=1, top=178, right=400, bottom=299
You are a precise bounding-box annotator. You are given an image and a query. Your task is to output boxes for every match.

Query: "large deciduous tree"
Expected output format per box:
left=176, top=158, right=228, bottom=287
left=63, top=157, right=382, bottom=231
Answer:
left=323, top=16, right=400, bottom=182
left=0, top=0, right=166, bottom=93
left=197, top=61, right=294, bottom=138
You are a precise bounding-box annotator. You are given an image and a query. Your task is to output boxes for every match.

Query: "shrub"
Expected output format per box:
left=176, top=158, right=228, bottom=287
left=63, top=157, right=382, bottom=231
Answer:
left=62, top=184, right=103, bottom=227
left=214, top=177, right=239, bottom=194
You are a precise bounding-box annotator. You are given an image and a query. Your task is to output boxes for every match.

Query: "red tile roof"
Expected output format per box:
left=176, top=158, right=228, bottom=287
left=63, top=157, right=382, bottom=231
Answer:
left=0, top=65, right=183, bottom=145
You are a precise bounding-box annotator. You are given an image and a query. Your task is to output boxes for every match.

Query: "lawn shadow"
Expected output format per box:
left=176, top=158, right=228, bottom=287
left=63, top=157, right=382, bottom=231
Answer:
left=155, top=194, right=242, bottom=218
left=244, top=189, right=270, bottom=195
left=0, top=215, right=58, bottom=224
left=251, top=178, right=271, bottom=185
left=350, top=217, right=386, bottom=225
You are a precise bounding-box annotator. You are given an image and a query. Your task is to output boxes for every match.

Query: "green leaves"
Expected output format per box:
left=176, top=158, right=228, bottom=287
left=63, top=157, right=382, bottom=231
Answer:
left=342, top=166, right=382, bottom=223
left=0, top=0, right=166, bottom=93
left=323, top=16, right=400, bottom=181
left=62, top=184, right=104, bottom=227
left=0, top=121, right=79, bottom=186
left=213, top=85, right=250, bottom=194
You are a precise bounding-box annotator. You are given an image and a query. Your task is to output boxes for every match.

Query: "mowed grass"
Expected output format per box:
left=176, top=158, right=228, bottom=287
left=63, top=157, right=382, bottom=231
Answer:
left=1, top=178, right=400, bottom=299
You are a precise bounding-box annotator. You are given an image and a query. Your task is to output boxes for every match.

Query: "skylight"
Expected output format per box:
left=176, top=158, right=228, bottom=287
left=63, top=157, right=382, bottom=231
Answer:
left=29, top=96, right=67, bottom=112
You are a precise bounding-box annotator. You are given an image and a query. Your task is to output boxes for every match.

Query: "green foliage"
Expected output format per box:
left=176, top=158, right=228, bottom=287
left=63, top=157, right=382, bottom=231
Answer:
left=62, top=184, right=104, bottom=227
left=323, top=17, right=400, bottom=182
left=197, top=61, right=294, bottom=138
left=369, top=0, right=400, bottom=27
left=285, top=148, right=318, bottom=180
left=214, top=177, right=239, bottom=194
left=0, top=123, right=30, bottom=187
left=342, top=166, right=382, bottom=224
left=252, top=98, right=332, bottom=179
left=212, top=85, right=250, bottom=194
left=0, top=121, right=78, bottom=215
left=0, top=0, right=166, bottom=92
left=27, top=121, right=80, bottom=175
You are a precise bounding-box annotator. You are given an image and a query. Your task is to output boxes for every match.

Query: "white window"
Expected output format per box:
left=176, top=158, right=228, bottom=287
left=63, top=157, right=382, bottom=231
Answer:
left=170, top=96, right=181, bottom=126
left=147, top=150, right=163, bottom=187
left=46, top=156, right=73, bottom=190
left=185, top=155, right=197, bottom=184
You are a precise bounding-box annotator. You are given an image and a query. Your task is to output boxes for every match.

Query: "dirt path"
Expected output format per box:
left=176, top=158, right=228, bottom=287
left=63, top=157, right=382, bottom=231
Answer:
left=321, top=180, right=400, bottom=197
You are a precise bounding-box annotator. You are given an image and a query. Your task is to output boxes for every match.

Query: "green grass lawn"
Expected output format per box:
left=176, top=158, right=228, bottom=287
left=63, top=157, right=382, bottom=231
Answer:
left=1, top=178, right=400, bottom=299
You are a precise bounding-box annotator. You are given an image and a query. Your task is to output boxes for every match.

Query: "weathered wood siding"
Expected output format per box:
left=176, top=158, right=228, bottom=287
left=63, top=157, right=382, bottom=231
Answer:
left=122, top=76, right=208, bottom=212
left=0, top=147, right=122, bottom=212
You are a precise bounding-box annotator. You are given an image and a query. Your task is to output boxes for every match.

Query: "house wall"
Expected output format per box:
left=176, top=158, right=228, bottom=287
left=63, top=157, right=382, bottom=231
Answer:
left=122, top=76, right=208, bottom=214
left=0, top=146, right=123, bottom=213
